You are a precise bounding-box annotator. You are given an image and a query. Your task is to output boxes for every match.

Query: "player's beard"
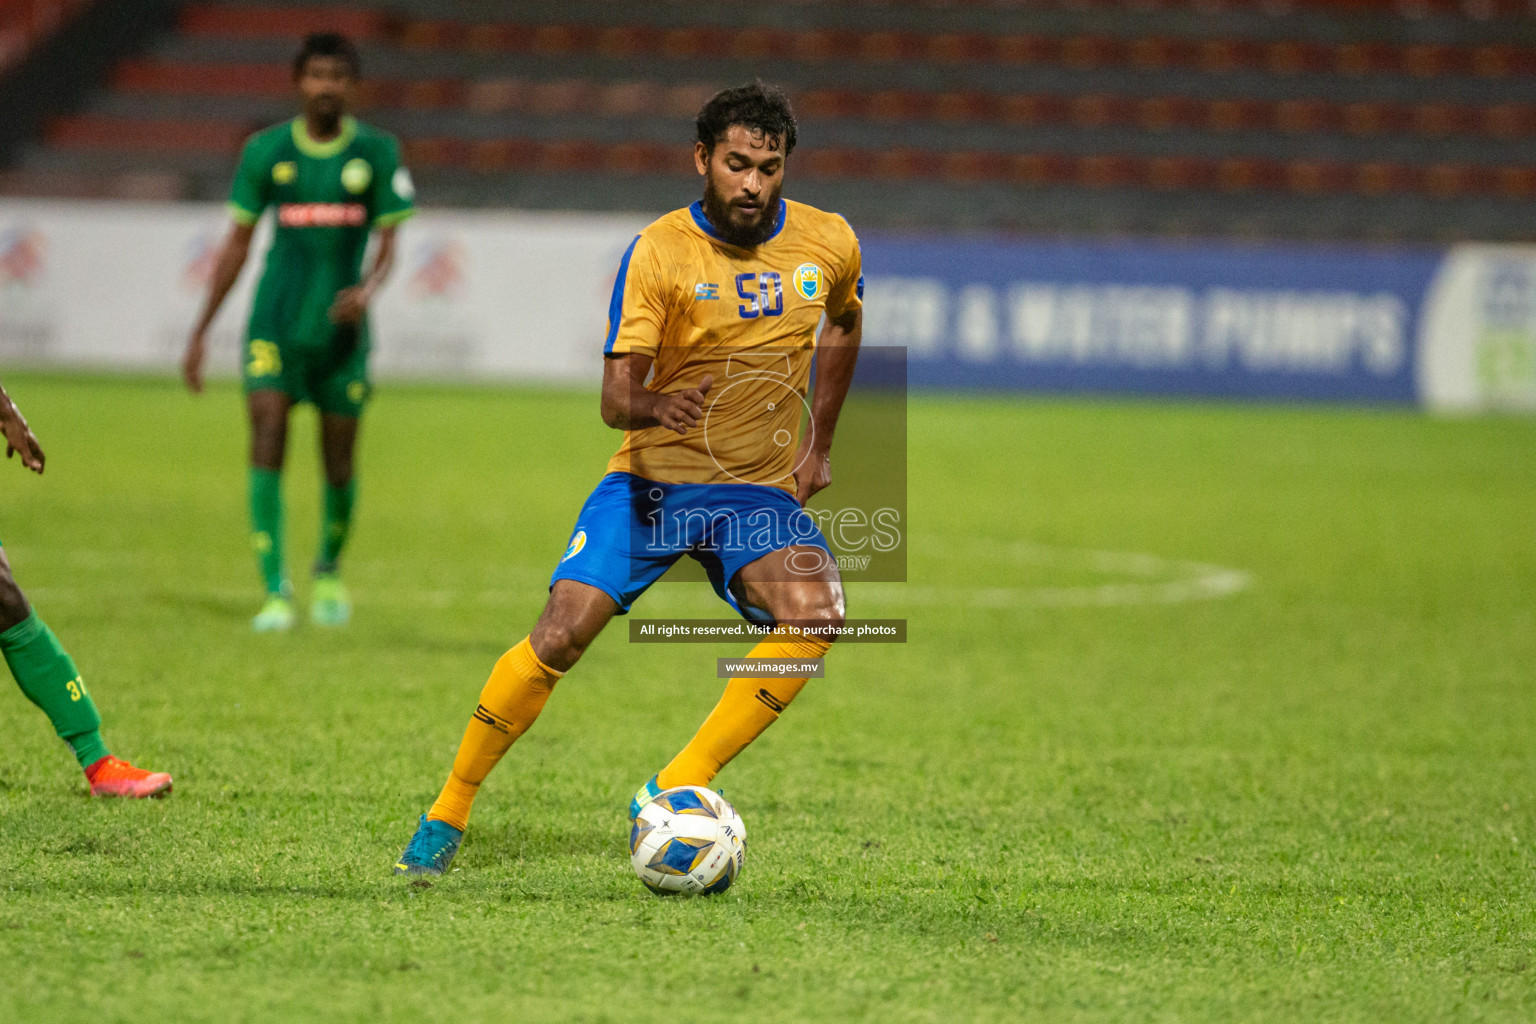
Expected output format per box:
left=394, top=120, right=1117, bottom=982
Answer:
left=306, top=95, right=345, bottom=134
left=701, top=177, right=781, bottom=249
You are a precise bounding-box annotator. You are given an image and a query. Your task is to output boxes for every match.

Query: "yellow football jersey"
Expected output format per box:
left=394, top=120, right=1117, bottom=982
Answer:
left=604, top=198, right=863, bottom=493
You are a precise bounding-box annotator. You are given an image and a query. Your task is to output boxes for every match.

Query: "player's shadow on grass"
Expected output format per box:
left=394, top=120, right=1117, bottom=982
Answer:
left=471, top=819, right=615, bottom=865
left=144, top=589, right=253, bottom=621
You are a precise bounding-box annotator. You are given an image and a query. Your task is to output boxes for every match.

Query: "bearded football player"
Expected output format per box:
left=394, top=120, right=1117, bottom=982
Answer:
left=396, top=82, right=863, bottom=876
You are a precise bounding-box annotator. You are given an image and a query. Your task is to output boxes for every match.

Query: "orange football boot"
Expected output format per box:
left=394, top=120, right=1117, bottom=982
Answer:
left=85, top=756, right=173, bottom=798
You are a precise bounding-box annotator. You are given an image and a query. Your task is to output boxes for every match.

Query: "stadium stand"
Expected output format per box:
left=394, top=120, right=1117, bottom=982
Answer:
left=1, top=0, right=1534, bottom=238
left=0, top=1, right=91, bottom=76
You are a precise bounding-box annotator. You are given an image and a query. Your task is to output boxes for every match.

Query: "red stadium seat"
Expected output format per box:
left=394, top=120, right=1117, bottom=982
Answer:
left=1145, top=156, right=1208, bottom=191
left=47, top=114, right=248, bottom=154
left=180, top=5, right=385, bottom=42
left=939, top=151, right=1007, bottom=184
left=1070, top=94, right=1131, bottom=128
left=1001, top=94, right=1068, bottom=126
left=1285, top=160, right=1351, bottom=195
left=797, top=148, right=863, bottom=180
left=113, top=59, right=290, bottom=98
left=1075, top=155, right=1138, bottom=189
left=1353, top=161, right=1408, bottom=195
left=597, top=80, right=661, bottom=118
left=467, top=138, right=531, bottom=173
left=1206, top=99, right=1263, bottom=133
left=1273, top=99, right=1330, bottom=134
left=1496, top=167, right=1536, bottom=199
left=369, top=16, right=1536, bottom=83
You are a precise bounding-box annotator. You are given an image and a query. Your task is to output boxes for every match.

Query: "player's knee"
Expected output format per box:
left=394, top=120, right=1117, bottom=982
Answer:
left=323, top=462, right=352, bottom=490
left=529, top=621, right=591, bottom=672
left=0, top=574, right=31, bottom=631
left=248, top=421, right=286, bottom=470
left=781, top=590, right=845, bottom=644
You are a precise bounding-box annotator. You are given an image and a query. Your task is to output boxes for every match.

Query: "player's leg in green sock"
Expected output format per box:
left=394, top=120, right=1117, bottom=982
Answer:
left=317, top=478, right=355, bottom=574
left=249, top=466, right=287, bottom=594
left=247, top=390, right=292, bottom=600
left=0, top=603, right=110, bottom=768
left=315, top=411, right=361, bottom=577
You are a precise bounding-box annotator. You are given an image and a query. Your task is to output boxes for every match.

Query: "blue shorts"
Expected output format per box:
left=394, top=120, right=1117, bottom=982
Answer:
left=549, top=472, right=833, bottom=623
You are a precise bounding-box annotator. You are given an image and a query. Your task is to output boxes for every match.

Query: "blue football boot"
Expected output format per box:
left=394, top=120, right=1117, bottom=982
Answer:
left=393, top=814, right=463, bottom=876
left=629, top=775, right=729, bottom=819
left=628, top=774, right=663, bottom=820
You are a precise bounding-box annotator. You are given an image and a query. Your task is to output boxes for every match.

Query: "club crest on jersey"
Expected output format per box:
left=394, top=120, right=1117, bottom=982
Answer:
left=694, top=283, right=720, bottom=300
left=563, top=530, right=587, bottom=561
left=793, top=263, right=823, bottom=300
left=341, top=158, right=373, bottom=194
left=272, top=161, right=296, bottom=184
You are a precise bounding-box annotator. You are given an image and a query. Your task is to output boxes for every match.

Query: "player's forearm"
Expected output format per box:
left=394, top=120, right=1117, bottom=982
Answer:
left=600, top=379, right=664, bottom=431
left=359, top=227, right=398, bottom=301
left=807, top=317, right=862, bottom=452
left=192, top=237, right=250, bottom=335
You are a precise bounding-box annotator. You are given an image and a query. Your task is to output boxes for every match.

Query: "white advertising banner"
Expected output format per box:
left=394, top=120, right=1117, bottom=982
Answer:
left=1416, top=245, right=1536, bottom=413
left=2, top=199, right=1535, bottom=412
left=0, top=200, right=649, bottom=385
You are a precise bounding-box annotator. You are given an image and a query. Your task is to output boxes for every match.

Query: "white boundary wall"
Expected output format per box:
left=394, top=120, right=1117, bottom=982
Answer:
left=0, top=199, right=649, bottom=385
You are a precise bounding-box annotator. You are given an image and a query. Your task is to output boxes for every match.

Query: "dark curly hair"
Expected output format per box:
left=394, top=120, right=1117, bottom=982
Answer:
left=695, top=81, right=797, bottom=156
left=293, top=32, right=360, bottom=79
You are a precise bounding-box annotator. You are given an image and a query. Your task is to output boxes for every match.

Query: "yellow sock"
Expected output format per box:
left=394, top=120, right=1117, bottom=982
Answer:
left=428, top=637, right=563, bottom=830
left=657, top=630, right=832, bottom=789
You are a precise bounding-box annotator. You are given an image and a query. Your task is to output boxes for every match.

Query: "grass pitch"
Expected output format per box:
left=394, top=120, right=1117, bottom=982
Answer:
left=1, top=373, right=1533, bottom=1023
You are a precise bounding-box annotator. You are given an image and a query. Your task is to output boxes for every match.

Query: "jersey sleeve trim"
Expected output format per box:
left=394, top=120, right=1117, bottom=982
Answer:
left=372, top=208, right=415, bottom=228
left=227, top=201, right=261, bottom=226
left=603, top=235, right=642, bottom=356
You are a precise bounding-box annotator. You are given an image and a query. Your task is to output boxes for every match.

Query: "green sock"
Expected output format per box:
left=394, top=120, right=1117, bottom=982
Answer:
left=317, top=478, right=356, bottom=574
left=249, top=467, right=287, bottom=595
left=1, top=611, right=109, bottom=768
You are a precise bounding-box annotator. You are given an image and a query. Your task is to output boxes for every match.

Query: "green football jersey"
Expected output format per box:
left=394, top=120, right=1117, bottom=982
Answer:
left=228, top=116, right=415, bottom=349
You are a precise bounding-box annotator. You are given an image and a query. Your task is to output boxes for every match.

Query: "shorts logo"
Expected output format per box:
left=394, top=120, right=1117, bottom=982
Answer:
left=341, top=158, right=372, bottom=194
left=272, top=161, right=296, bottom=184
left=793, top=263, right=822, bottom=301
left=247, top=339, right=281, bottom=378
left=694, top=283, right=720, bottom=300
left=346, top=380, right=368, bottom=405
left=563, top=530, right=587, bottom=561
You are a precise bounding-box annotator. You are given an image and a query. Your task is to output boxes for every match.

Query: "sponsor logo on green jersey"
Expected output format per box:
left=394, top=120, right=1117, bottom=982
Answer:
left=277, top=203, right=368, bottom=228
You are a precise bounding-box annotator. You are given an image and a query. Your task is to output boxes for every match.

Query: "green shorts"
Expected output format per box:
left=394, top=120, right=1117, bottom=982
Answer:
left=242, top=323, right=371, bottom=417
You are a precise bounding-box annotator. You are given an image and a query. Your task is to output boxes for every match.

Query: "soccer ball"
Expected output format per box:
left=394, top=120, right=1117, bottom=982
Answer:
left=629, top=786, right=746, bottom=895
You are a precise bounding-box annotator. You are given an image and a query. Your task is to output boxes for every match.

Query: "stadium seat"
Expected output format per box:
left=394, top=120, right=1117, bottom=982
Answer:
left=7, top=0, right=1536, bottom=238
left=47, top=114, right=247, bottom=155
left=180, top=5, right=386, bottom=43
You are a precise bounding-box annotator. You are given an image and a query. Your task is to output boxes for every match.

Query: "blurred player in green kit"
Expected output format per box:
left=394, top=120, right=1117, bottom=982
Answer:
left=183, top=32, right=414, bottom=631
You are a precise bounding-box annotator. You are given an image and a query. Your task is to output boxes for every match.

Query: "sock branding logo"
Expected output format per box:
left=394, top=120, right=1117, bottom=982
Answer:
left=755, top=688, right=786, bottom=713
left=472, top=704, right=512, bottom=734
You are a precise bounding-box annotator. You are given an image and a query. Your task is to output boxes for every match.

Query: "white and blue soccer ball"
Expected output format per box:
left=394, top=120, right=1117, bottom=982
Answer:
left=629, top=786, right=746, bottom=895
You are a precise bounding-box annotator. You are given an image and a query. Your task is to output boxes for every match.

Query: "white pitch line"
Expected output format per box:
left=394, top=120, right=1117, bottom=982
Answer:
left=853, top=543, right=1252, bottom=609
left=22, top=545, right=1251, bottom=613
